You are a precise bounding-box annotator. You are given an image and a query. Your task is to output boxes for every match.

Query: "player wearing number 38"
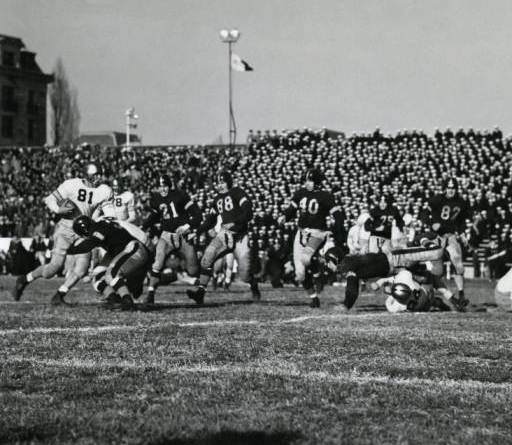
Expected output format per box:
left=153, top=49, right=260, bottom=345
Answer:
left=12, top=163, right=115, bottom=305
left=278, top=169, right=344, bottom=308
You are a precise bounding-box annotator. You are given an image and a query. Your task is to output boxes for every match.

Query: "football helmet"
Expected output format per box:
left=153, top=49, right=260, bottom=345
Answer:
left=304, top=169, right=324, bottom=191
left=85, top=163, right=103, bottom=187
left=216, top=170, right=233, bottom=193
left=324, top=247, right=344, bottom=272
left=157, top=174, right=172, bottom=196
left=443, top=178, right=458, bottom=198
left=73, top=215, right=94, bottom=237
left=112, top=179, right=121, bottom=194
left=390, top=282, right=413, bottom=305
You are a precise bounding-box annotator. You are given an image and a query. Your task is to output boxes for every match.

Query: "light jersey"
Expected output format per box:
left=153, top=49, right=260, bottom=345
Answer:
left=54, top=178, right=114, bottom=218
left=113, top=191, right=136, bottom=221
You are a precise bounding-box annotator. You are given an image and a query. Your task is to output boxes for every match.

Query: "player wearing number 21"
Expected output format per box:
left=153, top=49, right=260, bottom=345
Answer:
left=278, top=169, right=344, bottom=308
left=12, top=163, right=115, bottom=305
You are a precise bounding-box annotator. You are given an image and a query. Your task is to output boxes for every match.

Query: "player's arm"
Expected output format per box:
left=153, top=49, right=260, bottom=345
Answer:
left=226, top=193, right=253, bottom=232
left=364, top=208, right=379, bottom=232
left=126, top=194, right=137, bottom=223
left=278, top=192, right=300, bottom=225
left=185, top=199, right=202, bottom=229
left=328, top=196, right=344, bottom=233
left=141, top=196, right=160, bottom=230
left=43, top=186, right=74, bottom=215
left=198, top=208, right=218, bottom=234
left=393, top=207, right=404, bottom=230
left=67, top=237, right=102, bottom=255
left=98, top=187, right=115, bottom=218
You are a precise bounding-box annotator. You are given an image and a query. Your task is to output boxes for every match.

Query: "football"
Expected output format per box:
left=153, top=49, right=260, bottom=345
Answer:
left=58, top=199, right=80, bottom=217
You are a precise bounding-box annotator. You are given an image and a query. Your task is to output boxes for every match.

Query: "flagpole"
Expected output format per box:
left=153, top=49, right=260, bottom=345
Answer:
left=220, top=28, right=240, bottom=146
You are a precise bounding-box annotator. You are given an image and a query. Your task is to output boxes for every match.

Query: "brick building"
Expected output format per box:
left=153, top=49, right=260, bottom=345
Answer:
left=0, top=34, right=53, bottom=146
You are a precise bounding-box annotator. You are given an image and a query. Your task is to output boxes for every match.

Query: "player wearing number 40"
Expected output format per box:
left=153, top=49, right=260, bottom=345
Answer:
left=12, top=163, right=115, bottom=305
left=277, top=168, right=344, bottom=308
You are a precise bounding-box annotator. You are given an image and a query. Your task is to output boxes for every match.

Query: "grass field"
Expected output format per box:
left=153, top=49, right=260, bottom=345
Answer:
left=1, top=276, right=511, bottom=445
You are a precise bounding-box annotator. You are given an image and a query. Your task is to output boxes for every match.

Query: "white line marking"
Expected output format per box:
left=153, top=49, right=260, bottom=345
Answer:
left=3, top=357, right=511, bottom=391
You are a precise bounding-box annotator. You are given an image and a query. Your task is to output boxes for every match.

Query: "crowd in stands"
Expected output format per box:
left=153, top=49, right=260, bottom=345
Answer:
left=2, top=126, right=512, bottom=280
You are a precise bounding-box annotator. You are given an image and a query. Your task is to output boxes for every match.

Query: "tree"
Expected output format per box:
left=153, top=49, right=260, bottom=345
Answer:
left=48, top=58, right=80, bottom=145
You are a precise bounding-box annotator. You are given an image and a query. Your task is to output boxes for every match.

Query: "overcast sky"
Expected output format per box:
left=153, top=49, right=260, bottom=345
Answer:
left=3, top=0, right=512, bottom=145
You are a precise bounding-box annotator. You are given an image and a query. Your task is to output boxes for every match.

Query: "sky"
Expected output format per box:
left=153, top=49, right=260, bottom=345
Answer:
left=2, top=0, right=512, bottom=145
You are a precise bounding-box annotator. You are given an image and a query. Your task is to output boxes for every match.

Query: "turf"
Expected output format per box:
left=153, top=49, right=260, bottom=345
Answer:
left=0, top=276, right=511, bottom=445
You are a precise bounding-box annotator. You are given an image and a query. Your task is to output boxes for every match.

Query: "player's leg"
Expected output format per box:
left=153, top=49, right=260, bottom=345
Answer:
left=12, top=223, right=72, bottom=301
left=445, top=235, right=467, bottom=307
left=105, top=241, right=149, bottom=310
left=224, top=252, right=234, bottom=289
left=187, top=233, right=229, bottom=304
left=303, top=233, right=327, bottom=308
left=144, top=235, right=170, bottom=304
left=339, top=253, right=391, bottom=310
left=51, top=252, right=92, bottom=306
left=180, top=237, right=199, bottom=285
left=234, top=234, right=260, bottom=300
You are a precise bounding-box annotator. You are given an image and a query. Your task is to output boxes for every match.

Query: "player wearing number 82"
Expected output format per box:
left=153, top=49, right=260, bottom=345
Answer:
left=278, top=168, right=344, bottom=308
left=12, top=163, right=115, bottom=305
left=426, top=178, right=470, bottom=308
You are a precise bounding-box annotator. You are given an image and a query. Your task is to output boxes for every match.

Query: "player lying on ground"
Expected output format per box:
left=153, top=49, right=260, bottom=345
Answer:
left=324, top=241, right=468, bottom=312
left=12, top=164, right=114, bottom=305
left=68, top=216, right=154, bottom=310
left=371, top=269, right=455, bottom=313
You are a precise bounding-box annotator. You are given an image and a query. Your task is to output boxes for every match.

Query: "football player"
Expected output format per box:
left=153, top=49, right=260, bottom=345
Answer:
left=12, top=163, right=115, bottom=305
left=68, top=216, right=153, bottom=310
left=324, top=241, right=459, bottom=312
left=347, top=212, right=371, bottom=254
left=187, top=170, right=260, bottom=304
left=494, top=266, right=512, bottom=311
left=278, top=168, right=343, bottom=308
left=365, top=195, right=404, bottom=254
left=112, top=179, right=137, bottom=223
left=141, top=174, right=202, bottom=305
left=427, top=178, right=470, bottom=310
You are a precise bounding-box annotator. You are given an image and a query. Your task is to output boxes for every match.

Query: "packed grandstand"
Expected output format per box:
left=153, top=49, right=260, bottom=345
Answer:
left=1, top=126, right=511, bottom=281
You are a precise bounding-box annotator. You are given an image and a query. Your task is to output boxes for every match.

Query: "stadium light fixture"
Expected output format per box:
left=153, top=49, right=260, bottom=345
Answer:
left=125, top=107, right=139, bottom=148
left=219, top=28, right=241, bottom=145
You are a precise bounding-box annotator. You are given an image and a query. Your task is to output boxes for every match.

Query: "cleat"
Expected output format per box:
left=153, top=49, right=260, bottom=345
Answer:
left=309, top=296, right=320, bottom=308
left=104, top=293, right=122, bottom=309
left=250, top=281, right=261, bottom=301
left=51, top=291, right=71, bottom=306
left=223, top=281, right=231, bottom=290
left=187, top=287, right=205, bottom=305
left=140, top=291, right=155, bottom=306
left=451, top=295, right=469, bottom=312
left=12, top=276, right=28, bottom=301
left=120, top=295, right=135, bottom=311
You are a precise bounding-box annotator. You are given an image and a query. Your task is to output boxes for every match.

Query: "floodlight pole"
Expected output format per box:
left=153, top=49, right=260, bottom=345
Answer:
left=220, top=28, right=240, bottom=146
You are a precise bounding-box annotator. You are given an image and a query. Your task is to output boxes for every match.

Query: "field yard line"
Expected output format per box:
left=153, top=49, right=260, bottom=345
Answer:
left=0, top=314, right=388, bottom=336
left=0, top=320, right=260, bottom=336
left=4, top=356, right=512, bottom=391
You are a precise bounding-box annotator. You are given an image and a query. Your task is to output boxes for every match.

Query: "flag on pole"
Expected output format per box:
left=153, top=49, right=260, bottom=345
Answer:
left=231, top=53, right=253, bottom=71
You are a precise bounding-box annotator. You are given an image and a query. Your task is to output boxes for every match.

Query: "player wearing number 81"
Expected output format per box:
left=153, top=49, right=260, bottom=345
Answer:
left=278, top=168, right=344, bottom=308
left=426, top=178, right=470, bottom=309
left=12, top=163, right=115, bottom=305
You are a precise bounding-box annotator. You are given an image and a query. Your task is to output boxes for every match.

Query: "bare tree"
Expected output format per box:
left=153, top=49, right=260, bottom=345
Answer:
left=48, top=58, right=80, bottom=145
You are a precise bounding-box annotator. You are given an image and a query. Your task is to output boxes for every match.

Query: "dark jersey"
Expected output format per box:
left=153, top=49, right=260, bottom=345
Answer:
left=211, top=186, right=252, bottom=233
left=428, top=194, right=468, bottom=235
left=367, top=204, right=403, bottom=239
left=89, top=220, right=135, bottom=257
left=290, top=188, right=338, bottom=231
left=149, top=190, right=194, bottom=232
